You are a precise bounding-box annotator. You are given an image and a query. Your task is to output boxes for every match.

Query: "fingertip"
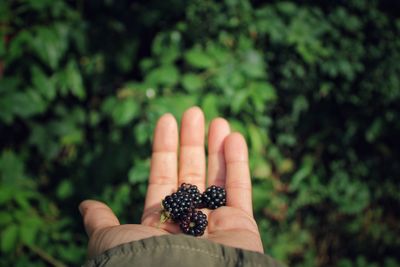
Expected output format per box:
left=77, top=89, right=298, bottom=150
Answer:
left=160, top=112, right=175, bottom=120
left=79, top=200, right=120, bottom=237
left=225, top=132, right=246, bottom=143
left=224, top=132, right=248, bottom=163
left=208, top=118, right=230, bottom=153
left=185, top=105, right=203, bottom=114
left=78, top=200, right=86, bottom=215
left=79, top=199, right=96, bottom=216
left=182, top=106, right=205, bottom=125
left=153, top=113, right=178, bottom=152
left=156, top=113, right=177, bottom=129
left=209, top=117, right=230, bottom=132
left=79, top=199, right=110, bottom=216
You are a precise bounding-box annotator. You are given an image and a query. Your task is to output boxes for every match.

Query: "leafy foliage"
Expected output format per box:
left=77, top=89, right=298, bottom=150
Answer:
left=1, top=0, right=399, bottom=266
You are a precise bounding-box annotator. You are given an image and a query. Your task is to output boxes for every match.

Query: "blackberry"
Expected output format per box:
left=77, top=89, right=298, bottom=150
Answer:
left=162, top=191, right=192, bottom=221
left=180, top=210, right=208, bottom=236
left=202, top=185, right=226, bottom=209
left=177, top=183, right=203, bottom=208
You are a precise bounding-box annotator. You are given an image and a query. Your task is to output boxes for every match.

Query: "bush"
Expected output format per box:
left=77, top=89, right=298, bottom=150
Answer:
left=1, top=0, right=399, bottom=266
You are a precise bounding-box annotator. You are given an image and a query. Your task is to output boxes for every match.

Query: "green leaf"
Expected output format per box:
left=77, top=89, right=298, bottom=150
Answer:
left=25, top=0, right=54, bottom=11
left=365, top=119, right=383, bottom=143
left=112, top=98, right=139, bottom=126
left=290, top=157, right=314, bottom=191
left=149, top=94, right=197, bottom=119
left=292, top=95, right=309, bottom=122
left=277, top=133, right=296, bottom=147
left=206, top=43, right=231, bottom=64
left=240, top=50, right=266, bottom=78
left=61, top=129, right=84, bottom=145
left=248, top=124, right=264, bottom=154
left=0, top=185, right=15, bottom=204
left=32, top=25, right=68, bottom=69
left=152, top=31, right=181, bottom=58
left=134, top=122, right=150, bottom=145
left=1, top=224, right=18, bottom=253
left=31, top=66, right=56, bottom=101
left=0, top=2, right=11, bottom=28
left=0, top=77, right=19, bottom=94
left=7, top=30, right=33, bottom=63
left=57, top=180, right=74, bottom=199
left=8, top=90, right=47, bottom=119
left=128, top=160, right=150, bottom=184
left=229, top=70, right=246, bottom=88
left=28, top=123, right=60, bottom=160
left=252, top=181, right=273, bottom=211
left=185, top=48, right=215, bottom=69
left=229, top=119, right=246, bottom=135
left=328, top=172, right=370, bottom=214
left=249, top=82, right=277, bottom=112
left=0, top=151, right=25, bottom=184
left=0, top=212, right=13, bottom=226
left=0, top=95, right=15, bottom=123
left=107, top=184, right=131, bottom=217
left=20, top=217, right=41, bottom=246
left=101, top=97, right=117, bottom=114
left=65, top=60, right=85, bottom=99
left=201, top=93, right=219, bottom=121
left=146, top=65, right=180, bottom=86
left=182, top=73, right=204, bottom=92
left=253, top=158, right=272, bottom=179
left=230, top=90, right=249, bottom=114
left=15, top=192, right=31, bottom=210
left=140, top=58, right=155, bottom=73
left=116, top=40, right=139, bottom=72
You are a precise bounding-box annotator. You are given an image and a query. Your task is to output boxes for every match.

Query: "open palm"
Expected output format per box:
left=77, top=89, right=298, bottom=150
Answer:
left=80, top=107, right=264, bottom=259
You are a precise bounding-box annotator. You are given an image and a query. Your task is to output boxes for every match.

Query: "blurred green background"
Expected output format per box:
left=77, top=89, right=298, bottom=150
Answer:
left=1, top=0, right=400, bottom=266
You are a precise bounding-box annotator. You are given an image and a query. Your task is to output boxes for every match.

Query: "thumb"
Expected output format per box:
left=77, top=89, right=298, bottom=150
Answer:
left=79, top=200, right=120, bottom=237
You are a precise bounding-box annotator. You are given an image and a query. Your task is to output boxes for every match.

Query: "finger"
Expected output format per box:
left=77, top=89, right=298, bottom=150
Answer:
left=178, top=106, right=206, bottom=192
left=79, top=200, right=120, bottom=237
left=207, top=118, right=230, bottom=187
left=224, top=133, right=253, bottom=216
left=143, top=113, right=178, bottom=220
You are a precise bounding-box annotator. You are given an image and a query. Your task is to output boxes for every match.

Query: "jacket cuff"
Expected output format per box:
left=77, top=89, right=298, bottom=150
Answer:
left=83, top=234, right=285, bottom=267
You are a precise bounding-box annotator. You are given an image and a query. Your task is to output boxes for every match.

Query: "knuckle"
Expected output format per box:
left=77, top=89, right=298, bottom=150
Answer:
left=226, top=181, right=251, bottom=191
left=149, top=175, right=176, bottom=185
left=179, top=173, right=204, bottom=184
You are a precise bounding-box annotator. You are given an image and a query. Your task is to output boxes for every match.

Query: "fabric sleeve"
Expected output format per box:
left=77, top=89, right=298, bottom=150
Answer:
left=83, top=234, right=285, bottom=267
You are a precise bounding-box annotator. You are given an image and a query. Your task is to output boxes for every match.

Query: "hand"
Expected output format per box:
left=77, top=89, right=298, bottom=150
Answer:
left=79, top=106, right=264, bottom=259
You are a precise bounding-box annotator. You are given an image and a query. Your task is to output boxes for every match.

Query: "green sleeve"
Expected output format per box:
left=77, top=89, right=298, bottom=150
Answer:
left=83, top=234, right=285, bottom=267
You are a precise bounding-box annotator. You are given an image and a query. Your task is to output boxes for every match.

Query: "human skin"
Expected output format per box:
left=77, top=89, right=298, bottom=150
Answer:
left=79, top=106, right=264, bottom=259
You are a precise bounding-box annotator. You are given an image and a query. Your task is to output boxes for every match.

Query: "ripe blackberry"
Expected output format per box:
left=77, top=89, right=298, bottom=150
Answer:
left=202, top=185, right=226, bottom=209
left=177, top=183, right=203, bottom=208
left=162, top=191, right=192, bottom=222
left=180, top=210, right=208, bottom=236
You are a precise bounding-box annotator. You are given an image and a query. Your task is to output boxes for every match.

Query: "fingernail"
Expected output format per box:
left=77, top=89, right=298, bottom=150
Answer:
left=78, top=202, right=84, bottom=215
